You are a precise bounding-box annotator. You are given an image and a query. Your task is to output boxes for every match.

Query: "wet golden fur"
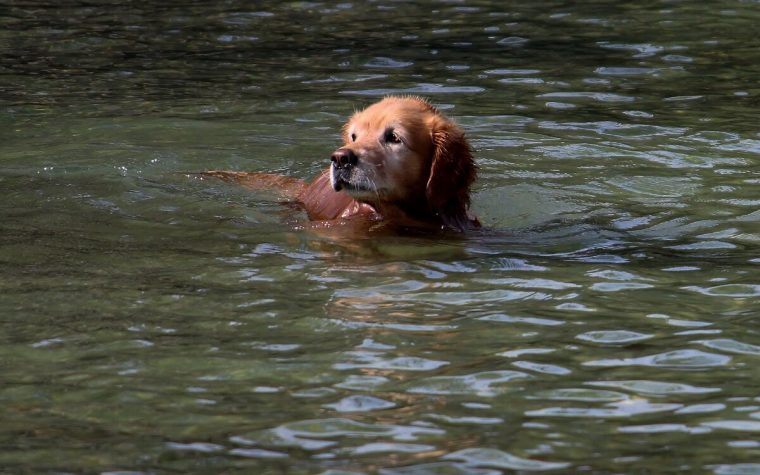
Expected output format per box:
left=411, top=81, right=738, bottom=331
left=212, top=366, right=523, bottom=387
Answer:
left=205, top=96, right=478, bottom=231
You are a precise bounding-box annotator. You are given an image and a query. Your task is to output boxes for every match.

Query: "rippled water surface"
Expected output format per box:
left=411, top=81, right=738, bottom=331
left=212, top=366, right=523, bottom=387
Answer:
left=3, top=1, right=760, bottom=473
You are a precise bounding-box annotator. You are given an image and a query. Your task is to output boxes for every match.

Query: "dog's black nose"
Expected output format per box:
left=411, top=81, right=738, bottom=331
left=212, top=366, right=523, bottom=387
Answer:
left=331, top=148, right=358, bottom=168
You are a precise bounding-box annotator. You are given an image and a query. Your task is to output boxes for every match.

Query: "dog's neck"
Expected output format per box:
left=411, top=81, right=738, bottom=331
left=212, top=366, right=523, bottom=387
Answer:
left=361, top=198, right=448, bottom=231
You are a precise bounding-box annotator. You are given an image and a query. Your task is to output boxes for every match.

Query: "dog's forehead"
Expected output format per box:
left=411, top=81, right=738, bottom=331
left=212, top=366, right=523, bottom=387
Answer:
left=350, top=99, right=431, bottom=131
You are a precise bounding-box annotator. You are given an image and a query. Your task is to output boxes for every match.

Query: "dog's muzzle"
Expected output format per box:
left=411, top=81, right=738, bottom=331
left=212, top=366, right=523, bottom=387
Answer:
left=330, top=148, right=358, bottom=192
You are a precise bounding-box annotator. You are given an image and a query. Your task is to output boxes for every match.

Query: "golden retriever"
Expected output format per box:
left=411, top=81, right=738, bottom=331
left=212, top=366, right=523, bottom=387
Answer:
left=205, top=96, right=478, bottom=231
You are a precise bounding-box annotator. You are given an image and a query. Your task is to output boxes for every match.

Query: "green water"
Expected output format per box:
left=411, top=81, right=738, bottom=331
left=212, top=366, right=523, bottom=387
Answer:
left=2, top=2, right=760, bottom=474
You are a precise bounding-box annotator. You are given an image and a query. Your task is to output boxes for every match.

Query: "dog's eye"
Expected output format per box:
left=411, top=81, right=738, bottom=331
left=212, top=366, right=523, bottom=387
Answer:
left=350, top=133, right=357, bottom=142
left=384, top=129, right=402, bottom=144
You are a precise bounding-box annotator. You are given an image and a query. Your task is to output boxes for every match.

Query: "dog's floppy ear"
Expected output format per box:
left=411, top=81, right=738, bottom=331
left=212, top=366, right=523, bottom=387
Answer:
left=426, top=118, right=476, bottom=231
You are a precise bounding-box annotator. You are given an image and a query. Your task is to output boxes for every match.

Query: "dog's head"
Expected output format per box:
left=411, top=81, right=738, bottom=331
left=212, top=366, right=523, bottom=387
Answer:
left=330, top=96, right=476, bottom=230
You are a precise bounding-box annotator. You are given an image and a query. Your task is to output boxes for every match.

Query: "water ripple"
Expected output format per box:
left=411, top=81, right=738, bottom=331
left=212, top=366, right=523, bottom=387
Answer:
left=537, top=120, right=687, bottom=137
left=364, top=57, right=414, bottom=69
left=380, top=462, right=500, bottom=475
left=512, top=360, right=571, bottom=375
left=584, top=350, right=732, bottom=369
left=228, top=447, right=288, bottom=459
left=473, top=277, right=580, bottom=290
left=618, top=424, right=709, bottom=434
left=702, top=420, right=760, bottom=432
left=595, top=67, right=660, bottom=76
left=596, top=41, right=664, bottom=57
left=323, top=395, right=395, bottom=412
left=527, top=400, right=683, bottom=418
left=496, top=36, right=529, bottom=47
left=349, top=442, right=436, bottom=455
left=698, top=339, right=760, bottom=356
left=484, top=68, right=541, bottom=76
left=340, top=83, right=485, bottom=96
left=708, top=464, right=760, bottom=475
left=166, top=441, right=224, bottom=453
left=334, top=351, right=449, bottom=371
left=234, top=418, right=444, bottom=451
left=586, top=380, right=721, bottom=396
left=334, top=279, right=554, bottom=309
left=407, top=371, right=530, bottom=397
left=426, top=414, right=505, bottom=425
left=479, top=313, right=564, bottom=327
left=537, top=92, right=636, bottom=103
left=684, top=284, right=760, bottom=298
left=576, top=330, right=654, bottom=345
left=444, top=447, right=570, bottom=471
left=532, top=388, right=628, bottom=402
left=334, top=375, right=389, bottom=391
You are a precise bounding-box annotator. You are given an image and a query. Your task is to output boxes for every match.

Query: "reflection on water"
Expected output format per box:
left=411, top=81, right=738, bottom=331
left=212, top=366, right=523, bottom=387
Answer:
left=2, top=1, right=760, bottom=473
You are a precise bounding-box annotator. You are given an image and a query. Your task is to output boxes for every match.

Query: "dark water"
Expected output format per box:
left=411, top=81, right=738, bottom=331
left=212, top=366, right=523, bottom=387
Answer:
left=2, top=2, right=760, bottom=474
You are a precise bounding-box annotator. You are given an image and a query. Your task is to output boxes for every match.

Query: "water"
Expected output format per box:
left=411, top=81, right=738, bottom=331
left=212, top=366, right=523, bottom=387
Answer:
left=2, top=1, right=760, bottom=473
